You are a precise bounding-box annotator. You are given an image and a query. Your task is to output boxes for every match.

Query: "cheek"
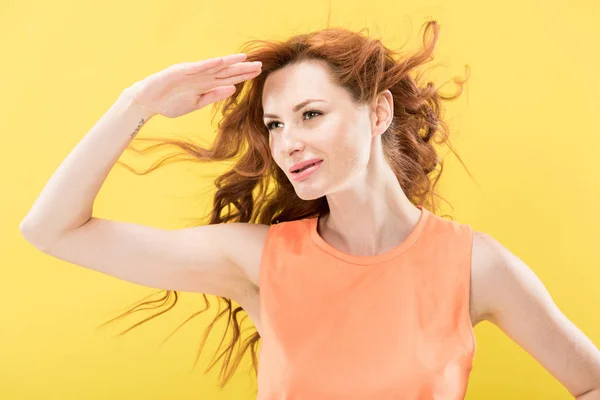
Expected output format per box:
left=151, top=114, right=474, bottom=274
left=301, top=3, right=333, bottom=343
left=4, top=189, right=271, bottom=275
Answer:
left=269, top=139, right=285, bottom=170
left=331, top=132, right=369, bottom=173
left=269, top=134, right=283, bottom=157
left=268, top=134, right=276, bottom=155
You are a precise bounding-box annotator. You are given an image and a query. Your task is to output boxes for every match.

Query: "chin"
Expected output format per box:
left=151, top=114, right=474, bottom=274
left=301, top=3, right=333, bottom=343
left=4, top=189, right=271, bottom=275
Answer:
left=296, top=193, right=324, bottom=201
left=292, top=184, right=327, bottom=201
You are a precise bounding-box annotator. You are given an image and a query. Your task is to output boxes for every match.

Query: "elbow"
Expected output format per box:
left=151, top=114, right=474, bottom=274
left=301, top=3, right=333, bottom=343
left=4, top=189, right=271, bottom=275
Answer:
left=576, top=388, right=600, bottom=400
left=19, top=218, right=55, bottom=252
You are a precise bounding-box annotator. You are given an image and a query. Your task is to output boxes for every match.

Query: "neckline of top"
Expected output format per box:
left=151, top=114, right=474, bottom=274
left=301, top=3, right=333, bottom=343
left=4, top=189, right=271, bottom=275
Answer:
left=308, top=204, right=430, bottom=266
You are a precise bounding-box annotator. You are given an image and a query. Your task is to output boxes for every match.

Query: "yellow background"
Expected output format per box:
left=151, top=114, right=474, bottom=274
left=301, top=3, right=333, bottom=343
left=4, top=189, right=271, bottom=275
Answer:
left=2, top=0, right=599, bottom=398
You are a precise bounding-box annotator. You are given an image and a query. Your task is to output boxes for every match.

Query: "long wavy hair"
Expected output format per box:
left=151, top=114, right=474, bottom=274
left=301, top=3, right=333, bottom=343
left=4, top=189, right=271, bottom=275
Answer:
left=99, top=19, right=473, bottom=390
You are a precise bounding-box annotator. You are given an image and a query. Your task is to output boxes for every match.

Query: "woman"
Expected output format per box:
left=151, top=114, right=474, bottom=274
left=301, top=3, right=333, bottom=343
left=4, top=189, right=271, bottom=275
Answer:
left=20, top=20, right=600, bottom=399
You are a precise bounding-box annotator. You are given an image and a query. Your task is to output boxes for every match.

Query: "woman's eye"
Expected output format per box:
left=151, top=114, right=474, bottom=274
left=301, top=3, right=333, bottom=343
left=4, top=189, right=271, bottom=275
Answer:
left=265, top=110, right=322, bottom=131
left=304, top=110, right=321, bottom=120
left=265, top=121, right=278, bottom=131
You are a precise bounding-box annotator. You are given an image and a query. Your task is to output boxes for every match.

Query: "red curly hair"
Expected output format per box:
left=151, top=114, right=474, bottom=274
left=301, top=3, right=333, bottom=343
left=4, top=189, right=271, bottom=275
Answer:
left=100, top=18, right=472, bottom=391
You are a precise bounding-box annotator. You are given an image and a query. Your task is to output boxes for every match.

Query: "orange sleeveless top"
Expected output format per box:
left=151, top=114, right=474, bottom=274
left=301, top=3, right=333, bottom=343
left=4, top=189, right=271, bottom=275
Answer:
left=256, top=205, right=476, bottom=399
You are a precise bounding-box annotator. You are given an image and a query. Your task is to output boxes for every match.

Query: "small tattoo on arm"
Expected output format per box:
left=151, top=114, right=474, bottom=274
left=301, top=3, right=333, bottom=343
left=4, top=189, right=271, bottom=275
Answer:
left=130, top=118, right=146, bottom=139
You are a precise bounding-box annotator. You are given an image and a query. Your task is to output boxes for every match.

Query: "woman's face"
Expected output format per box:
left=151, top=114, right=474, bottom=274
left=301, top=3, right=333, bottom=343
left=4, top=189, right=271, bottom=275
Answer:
left=262, top=60, right=375, bottom=201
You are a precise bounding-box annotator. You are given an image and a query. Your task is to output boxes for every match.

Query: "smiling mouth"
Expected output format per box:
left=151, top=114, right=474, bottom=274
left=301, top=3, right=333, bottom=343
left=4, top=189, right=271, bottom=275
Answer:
left=292, top=162, right=319, bottom=173
left=290, top=160, right=323, bottom=182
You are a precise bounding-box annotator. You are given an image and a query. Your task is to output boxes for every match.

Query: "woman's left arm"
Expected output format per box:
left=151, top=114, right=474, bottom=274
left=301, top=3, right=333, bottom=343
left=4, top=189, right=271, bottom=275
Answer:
left=471, top=231, right=600, bottom=399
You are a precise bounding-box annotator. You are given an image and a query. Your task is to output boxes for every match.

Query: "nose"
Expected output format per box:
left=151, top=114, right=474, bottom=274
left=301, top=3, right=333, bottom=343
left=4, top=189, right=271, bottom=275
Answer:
left=279, top=127, right=305, bottom=156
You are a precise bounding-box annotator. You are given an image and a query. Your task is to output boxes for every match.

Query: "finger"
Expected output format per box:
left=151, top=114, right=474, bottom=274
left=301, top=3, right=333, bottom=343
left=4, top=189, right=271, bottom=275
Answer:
left=214, top=61, right=262, bottom=79
left=194, top=85, right=237, bottom=110
left=184, top=53, right=248, bottom=75
left=214, top=69, right=262, bottom=86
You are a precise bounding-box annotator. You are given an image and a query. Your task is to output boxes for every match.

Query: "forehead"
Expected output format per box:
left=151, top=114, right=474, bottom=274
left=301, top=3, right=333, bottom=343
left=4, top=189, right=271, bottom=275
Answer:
left=262, top=60, right=337, bottom=111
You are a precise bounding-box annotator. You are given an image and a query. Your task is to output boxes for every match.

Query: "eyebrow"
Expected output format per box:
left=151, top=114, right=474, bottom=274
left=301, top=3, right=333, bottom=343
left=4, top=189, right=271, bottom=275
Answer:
left=263, top=99, right=327, bottom=119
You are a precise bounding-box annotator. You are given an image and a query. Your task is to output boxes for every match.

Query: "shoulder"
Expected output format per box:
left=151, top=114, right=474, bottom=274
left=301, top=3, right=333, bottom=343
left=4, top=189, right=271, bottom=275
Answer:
left=469, top=229, right=543, bottom=325
left=470, top=230, right=507, bottom=324
left=222, top=222, right=271, bottom=288
left=222, top=219, right=311, bottom=287
left=471, top=230, right=502, bottom=275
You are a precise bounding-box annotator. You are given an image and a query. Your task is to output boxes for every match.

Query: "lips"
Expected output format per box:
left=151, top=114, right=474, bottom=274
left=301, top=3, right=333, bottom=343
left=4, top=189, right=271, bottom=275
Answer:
left=290, top=160, right=323, bottom=182
left=289, top=158, right=323, bottom=173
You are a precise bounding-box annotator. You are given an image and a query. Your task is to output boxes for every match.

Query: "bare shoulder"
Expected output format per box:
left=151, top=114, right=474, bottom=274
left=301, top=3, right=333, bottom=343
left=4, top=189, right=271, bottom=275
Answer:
left=225, top=222, right=271, bottom=288
left=470, top=229, right=531, bottom=326
left=469, top=230, right=501, bottom=326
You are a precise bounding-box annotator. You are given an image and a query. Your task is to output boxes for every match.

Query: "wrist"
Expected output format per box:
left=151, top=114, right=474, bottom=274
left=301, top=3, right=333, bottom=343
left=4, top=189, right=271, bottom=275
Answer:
left=117, top=89, right=157, bottom=121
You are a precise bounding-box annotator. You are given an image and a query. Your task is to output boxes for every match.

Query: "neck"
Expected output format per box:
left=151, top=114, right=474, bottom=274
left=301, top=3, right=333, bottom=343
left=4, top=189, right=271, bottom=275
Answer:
left=318, top=147, right=422, bottom=257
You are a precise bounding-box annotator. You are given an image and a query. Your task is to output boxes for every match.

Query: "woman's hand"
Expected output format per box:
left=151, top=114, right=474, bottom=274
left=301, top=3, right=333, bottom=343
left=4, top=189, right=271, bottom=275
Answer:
left=125, top=53, right=261, bottom=119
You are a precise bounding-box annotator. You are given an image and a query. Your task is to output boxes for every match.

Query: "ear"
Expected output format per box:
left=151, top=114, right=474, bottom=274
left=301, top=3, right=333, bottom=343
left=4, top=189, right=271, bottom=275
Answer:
left=369, top=89, right=394, bottom=137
